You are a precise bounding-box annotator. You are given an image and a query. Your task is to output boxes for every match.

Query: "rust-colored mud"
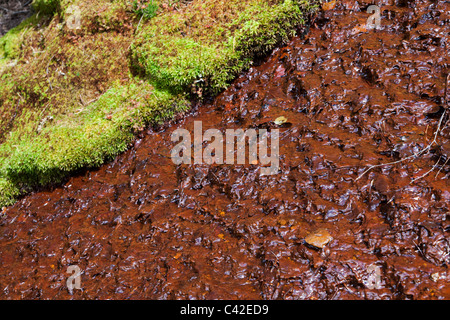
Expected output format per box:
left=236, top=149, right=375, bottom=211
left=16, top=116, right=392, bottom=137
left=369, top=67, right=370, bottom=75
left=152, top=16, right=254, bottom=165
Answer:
left=1, top=0, right=449, bottom=299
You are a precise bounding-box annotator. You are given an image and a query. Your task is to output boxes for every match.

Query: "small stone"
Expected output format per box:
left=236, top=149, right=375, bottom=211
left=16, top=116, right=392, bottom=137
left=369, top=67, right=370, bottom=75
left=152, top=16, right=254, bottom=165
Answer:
left=431, top=273, right=440, bottom=282
left=305, top=228, right=333, bottom=249
left=430, top=272, right=446, bottom=282
left=274, top=116, right=288, bottom=125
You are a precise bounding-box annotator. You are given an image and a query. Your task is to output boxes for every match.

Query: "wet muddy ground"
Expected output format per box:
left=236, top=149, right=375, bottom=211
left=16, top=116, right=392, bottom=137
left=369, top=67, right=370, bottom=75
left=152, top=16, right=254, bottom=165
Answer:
left=0, top=0, right=32, bottom=36
left=1, top=0, right=449, bottom=299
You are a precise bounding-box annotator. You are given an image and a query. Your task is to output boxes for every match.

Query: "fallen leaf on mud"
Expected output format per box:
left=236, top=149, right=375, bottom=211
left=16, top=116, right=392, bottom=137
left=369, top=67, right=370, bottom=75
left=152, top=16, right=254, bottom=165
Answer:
left=351, top=25, right=367, bottom=34
left=322, top=0, right=336, bottom=10
left=174, top=252, right=182, bottom=259
left=274, top=116, right=288, bottom=125
left=305, top=228, right=333, bottom=249
left=431, top=272, right=447, bottom=282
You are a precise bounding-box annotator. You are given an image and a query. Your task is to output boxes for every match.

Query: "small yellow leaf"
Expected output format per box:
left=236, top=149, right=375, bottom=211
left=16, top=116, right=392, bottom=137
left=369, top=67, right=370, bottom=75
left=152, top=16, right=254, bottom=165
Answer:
left=322, top=0, right=336, bottom=11
left=274, top=116, right=288, bottom=125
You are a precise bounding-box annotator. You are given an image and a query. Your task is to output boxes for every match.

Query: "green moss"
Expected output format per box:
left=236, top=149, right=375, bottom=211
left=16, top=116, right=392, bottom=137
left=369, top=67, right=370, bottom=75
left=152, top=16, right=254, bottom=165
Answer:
left=0, top=178, right=20, bottom=208
left=59, top=0, right=133, bottom=33
left=0, top=81, right=189, bottom=186
left=32, top=0, right=61, bottom=15
left=0, top=14, right=42, bottom=61
left=131, top=0, right=318, bottom=94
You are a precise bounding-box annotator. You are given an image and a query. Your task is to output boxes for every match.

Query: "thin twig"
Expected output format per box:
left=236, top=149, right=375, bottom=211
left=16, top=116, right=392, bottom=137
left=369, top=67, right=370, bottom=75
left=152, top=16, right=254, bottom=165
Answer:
left=410, top=156, right=441, bottom=183
left=435, top=157, right=449, bottom=178
left=355, top=109, right=446, bottom=181
left=413, top=240, right=425, bottom=258
left=0, top=7, right=30, bottom=15
left=355, top=74, right=450, bottom=181
left=10, top=10, right=29, bottom=15
left=445, top=73, right=450, bottom=109
left=135, top=14, right=144, bottom=34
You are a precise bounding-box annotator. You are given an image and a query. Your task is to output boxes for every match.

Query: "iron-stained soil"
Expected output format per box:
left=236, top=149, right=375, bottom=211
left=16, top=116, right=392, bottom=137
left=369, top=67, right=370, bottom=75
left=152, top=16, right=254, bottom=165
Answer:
left=0, top=0, right=449, bottom=299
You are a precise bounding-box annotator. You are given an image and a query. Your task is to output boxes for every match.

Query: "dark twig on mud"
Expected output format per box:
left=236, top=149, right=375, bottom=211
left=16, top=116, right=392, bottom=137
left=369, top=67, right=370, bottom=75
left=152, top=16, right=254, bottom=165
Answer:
left=0, top=7, right=29, bottom=15
left=0, top=0, right=32, bottom=15
left=445, top=73, right=450, bottom=109
left=10, top=10, right=29, bottom=16
left=355, top=109, right=447, bottom=181
left=435, top=157, right=450, bottom=178
left=411, top=156, right=442, bottom=183
left=355, top=74, right=449, bottom=181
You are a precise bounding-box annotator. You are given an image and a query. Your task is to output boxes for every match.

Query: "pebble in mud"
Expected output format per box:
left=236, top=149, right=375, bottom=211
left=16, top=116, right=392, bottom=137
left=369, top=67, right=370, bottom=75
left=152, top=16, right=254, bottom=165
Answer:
left=274, top=116, right=288, bottom=125
left=304, top=228, right=333, bottom=249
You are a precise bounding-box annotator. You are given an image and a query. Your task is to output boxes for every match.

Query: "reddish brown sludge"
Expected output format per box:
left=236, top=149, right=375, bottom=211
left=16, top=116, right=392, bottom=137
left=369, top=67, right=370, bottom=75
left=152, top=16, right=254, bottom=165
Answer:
left=1, top=0, right=449, bottom=299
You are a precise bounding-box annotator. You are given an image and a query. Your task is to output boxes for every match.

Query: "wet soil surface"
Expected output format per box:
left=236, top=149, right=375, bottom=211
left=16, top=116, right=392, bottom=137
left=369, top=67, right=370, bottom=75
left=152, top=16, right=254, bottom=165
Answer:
left=0, top=0, right=32, bottom=36
left=1, top=0, right=450, bottom=299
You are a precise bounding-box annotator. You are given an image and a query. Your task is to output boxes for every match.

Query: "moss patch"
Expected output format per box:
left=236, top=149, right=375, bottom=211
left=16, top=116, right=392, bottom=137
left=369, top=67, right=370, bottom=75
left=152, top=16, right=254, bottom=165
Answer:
left=0, top=81, right=189, bottom=187
left=0, top=0, right=318, bottom=207
left=32, top=0, right=61, bottom=15
left=131, top=0, right=318, bottom=95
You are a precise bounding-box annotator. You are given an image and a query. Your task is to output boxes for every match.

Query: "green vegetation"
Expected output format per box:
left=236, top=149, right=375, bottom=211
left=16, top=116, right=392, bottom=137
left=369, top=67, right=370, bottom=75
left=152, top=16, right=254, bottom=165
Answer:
left=32, top=0, right=61, bottom=15
left=0, top=14, right=43, bottom=62
left=0, top=0, right=318, bottom=207
left=131, top=0, right=316, bottom=95
left=132, top=0, right=159, bottom=20
left=1, top=82, right=189, bottom=186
